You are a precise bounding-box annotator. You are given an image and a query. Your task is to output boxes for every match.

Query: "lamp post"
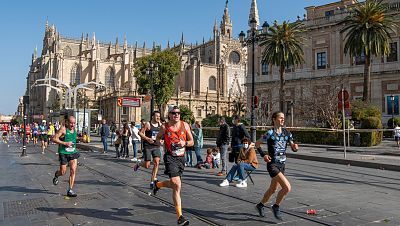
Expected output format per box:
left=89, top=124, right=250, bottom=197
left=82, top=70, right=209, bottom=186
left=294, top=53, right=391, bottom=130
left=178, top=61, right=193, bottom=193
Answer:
left=239, top=17, right=258, bottom=142
left=146, top=61, right=158, bottom=119
left=21, top=95, right=29, bottom=157
left=83, top=92, right=87, bottom=133
left=390, top=94, right=395, bottom=128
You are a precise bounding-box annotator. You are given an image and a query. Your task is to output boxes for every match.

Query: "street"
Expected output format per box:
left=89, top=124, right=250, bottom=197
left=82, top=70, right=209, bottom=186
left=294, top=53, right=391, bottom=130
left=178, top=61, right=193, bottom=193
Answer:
left=1, top=140, right=400, bottom=226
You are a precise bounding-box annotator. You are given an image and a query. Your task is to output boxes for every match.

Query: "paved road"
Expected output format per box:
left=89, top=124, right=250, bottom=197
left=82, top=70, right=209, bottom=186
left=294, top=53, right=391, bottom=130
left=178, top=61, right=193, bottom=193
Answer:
left=1, top=139, right=400, bottom=225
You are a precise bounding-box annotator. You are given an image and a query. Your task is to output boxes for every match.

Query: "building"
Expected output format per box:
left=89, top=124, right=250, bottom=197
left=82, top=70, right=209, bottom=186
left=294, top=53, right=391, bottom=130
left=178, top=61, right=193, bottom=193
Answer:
left=27, top=22, right=153, bottom=126
left=247, top=0, right=400, bottom=126
left=168, top=1, right=247, bottom=120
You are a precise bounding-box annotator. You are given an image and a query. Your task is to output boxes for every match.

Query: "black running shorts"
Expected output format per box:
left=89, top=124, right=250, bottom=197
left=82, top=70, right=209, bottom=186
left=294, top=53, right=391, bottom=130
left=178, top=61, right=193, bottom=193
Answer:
left=143, top=148, right=162, bottom=161
left=267, top=162, right=285, bottom=178
left=39, top=134, right=48, bottom=142
left=59, top=152, right=80, bottom=165
left=163, top=154, right=185, bottom=178
left=395, top=136, right=400, bottom=142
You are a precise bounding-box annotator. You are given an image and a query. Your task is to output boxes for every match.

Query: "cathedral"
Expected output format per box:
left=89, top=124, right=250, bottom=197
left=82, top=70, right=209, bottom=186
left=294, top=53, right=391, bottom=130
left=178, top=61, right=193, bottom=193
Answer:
left=26, top=0, right=249, bottom=127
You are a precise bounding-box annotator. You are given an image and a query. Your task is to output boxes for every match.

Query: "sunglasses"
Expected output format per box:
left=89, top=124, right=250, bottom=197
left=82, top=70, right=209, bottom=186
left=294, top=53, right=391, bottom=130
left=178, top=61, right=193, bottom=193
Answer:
left=170, top=112, right=181, bottom=115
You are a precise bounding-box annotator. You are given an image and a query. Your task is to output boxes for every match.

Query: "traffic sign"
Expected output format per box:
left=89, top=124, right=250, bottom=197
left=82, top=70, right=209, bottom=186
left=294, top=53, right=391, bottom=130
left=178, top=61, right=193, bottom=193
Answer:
left=117, top=98, right=123, bottom=107
left=117, top=97, right=141, bottom=107
left=338, top=90, right=349, bottom=101
left=338, top=101, right=350, bottom=109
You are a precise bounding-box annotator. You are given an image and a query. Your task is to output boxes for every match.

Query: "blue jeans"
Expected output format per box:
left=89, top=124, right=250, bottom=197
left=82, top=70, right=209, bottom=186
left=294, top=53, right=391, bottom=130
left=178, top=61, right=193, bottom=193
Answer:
left=110, top=132, right=115, bottom=145
left=226, top=162, right=255, bottom=182
left=101, top=136, right=108, bottom=152
left=219, top=144, right=229, bottom=172
left=194, top=146, right=203, bottom=164
left=132, top=140, right=139, bottom=158
left=185, top=147, right=193, bottom=166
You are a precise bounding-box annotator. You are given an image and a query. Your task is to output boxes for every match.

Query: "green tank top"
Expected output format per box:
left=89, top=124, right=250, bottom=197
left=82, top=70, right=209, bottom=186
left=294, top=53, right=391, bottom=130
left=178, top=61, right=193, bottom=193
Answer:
left=58, top=128, right=78, bottom=155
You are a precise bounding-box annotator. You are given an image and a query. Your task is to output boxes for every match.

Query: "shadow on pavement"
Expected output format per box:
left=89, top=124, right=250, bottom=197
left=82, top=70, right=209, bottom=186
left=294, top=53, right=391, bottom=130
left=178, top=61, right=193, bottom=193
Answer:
left=0, top=186, right=58, bottom=195
left=75, top=179, right=124, bottom=187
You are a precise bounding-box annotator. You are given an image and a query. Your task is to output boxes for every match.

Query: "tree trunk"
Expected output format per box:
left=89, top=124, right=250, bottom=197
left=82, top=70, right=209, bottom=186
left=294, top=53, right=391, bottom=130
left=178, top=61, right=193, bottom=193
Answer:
left=279, top=65, right=286, bottom=112
left=363, top=54, right=371, bottom=103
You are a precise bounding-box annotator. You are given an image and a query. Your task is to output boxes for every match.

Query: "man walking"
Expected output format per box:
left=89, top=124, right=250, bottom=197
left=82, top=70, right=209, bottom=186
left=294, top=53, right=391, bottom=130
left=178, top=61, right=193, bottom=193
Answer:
left=100, top=119, right=110, bottom=154
left=130, top=122, right=141, bottom=162
left=52, top=116, right=80, bottom=197
left=135, top=111, right=162, bottom=189
left=395, top=124, right=400, bottom=149
left=231, top=115, right=250, bottom=163
left=153, top=106, right=194, bottom=226
left=216, top=117, right=230, bottom=176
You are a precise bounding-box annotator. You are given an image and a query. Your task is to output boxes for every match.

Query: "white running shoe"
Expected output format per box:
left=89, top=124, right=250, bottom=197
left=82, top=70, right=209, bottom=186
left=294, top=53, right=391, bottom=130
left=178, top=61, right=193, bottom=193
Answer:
left=130, top=157, right=138, bottom=162
left=235, top=180, right=248, bottom=188
left=219, top=179, right=229, bottom=187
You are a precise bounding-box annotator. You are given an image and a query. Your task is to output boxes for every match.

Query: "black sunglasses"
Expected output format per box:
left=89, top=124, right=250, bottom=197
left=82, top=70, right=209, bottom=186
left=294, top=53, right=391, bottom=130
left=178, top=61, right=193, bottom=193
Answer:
left=170, top=112, right=181, bottom=115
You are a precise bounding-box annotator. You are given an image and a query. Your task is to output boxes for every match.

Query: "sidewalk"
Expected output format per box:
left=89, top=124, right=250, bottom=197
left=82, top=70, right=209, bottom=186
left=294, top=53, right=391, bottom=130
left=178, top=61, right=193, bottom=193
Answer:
left=81, top=136, right=400, bottom=172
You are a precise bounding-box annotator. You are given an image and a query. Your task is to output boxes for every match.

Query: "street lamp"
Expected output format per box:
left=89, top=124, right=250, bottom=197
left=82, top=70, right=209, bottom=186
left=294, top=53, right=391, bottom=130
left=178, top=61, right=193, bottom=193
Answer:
left=239, top=17, right=258, bottom=142
left=146, top=61, right=158, bottom=118
left=21, top=95, right=29, bottom=157
left=390, top=94, right=395, bottom=128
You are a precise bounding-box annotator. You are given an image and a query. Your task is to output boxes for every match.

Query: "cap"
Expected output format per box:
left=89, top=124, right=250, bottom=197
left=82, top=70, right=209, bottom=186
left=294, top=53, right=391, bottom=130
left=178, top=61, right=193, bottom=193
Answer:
left=168, top=105, right=180, bottom=113
left=42, top=120, right=47, bottom=123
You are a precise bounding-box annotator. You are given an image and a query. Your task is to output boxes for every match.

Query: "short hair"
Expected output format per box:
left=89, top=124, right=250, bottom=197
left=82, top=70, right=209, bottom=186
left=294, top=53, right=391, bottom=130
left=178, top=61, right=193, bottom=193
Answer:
left=219, top=117, right=226, bottom=123
left=207, top=148, right=213, bottom=155
left=152, top=110, right=161, bottom=117
left=242, top=137, right=251, bottom=143
left=233, top=115, right=240, bottom=121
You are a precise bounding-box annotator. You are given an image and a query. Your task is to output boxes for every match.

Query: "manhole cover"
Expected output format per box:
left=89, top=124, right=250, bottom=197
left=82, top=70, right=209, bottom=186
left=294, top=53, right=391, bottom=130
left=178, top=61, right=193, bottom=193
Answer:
left=78, top=192, right=107, bottom=201
left=3, top=197, right=49, bottom=218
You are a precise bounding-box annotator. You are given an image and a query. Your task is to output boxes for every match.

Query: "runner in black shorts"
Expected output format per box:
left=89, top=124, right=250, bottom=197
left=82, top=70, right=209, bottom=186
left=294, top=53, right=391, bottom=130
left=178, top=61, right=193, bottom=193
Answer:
left=135, top=111, right=162, bottom=189
left=254, top=111, right=299, bottom=221
left=153, top=106, right=194, bottom=226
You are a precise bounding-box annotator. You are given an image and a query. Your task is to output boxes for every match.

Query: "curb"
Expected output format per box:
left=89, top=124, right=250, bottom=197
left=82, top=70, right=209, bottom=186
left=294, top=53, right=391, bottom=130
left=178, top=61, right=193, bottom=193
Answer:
left=287, top=153, right=400, bottom=172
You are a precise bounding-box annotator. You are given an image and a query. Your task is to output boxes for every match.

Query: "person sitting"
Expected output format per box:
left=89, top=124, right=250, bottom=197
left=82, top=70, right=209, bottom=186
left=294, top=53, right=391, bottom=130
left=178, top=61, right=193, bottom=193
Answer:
left=212, top=147, right=220, bottom=169
left=197, top=148, right=214, bottom=169
left=219, top=138, right=258, bottom=188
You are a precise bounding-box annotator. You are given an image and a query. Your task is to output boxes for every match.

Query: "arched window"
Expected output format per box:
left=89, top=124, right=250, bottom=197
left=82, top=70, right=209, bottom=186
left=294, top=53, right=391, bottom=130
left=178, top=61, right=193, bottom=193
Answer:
left=209, top=76, right=217, bottom=90
left=229, top=51, right=240, bottom=64
left=261, top=61, right=269, bottom=75
left=105, top=67, right=115, bottom=90
left=70, top=64, right=81, bottom=85
left=63, top=46, right=72, bottom=57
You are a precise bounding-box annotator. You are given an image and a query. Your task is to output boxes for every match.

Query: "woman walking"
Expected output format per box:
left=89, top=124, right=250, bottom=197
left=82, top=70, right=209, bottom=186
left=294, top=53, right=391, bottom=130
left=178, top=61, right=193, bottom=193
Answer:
left=121, top=124, right=130, bottom=159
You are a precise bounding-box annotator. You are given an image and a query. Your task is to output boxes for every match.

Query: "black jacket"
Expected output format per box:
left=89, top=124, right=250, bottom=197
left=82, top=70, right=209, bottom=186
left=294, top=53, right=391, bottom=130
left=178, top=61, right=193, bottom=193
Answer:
left=217, top=123, right=231, bottom=146
left=231, top=124, right=250, bottom=147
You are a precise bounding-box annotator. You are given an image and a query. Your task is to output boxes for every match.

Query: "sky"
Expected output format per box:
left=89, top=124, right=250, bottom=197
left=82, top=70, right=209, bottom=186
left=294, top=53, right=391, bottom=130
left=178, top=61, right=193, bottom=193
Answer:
left=0, top=0, right=334, bottom=115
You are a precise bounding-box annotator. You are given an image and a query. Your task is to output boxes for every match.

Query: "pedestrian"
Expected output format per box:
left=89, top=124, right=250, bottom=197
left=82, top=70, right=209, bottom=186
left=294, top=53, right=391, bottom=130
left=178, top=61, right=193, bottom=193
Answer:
left=39, top=120, right=48, bottom=154
left=114, top=129, right=122, bottom=158
left=100, top=119, right=110, bottom=154
left=153, top=106, right=194, bottom=226
left=219, top=137, right=258, bottom=188
left=121, top=124, right=130, bottom=158
left=254, top=111, right=299, bottom=220
left=231, top=115, right=251, bottom=163
left=52, top=116, right=81, bottom=197
left=216, top=117, right=230, bottom=176
left=395, top=124, right=400, bottom=149
left=110, top=121, right=116, bottom=146
left=192, top=121, right=204, bottom=166
left=185, top=145, right=194, bottom=167
left=135, top=111, right=162, bottom=189
left=130, top=122, right=141, bottom=162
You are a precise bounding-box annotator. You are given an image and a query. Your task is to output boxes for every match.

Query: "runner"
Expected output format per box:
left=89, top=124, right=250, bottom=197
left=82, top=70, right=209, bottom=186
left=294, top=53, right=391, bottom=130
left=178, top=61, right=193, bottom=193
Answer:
left=2, top=124, right=8, bottom=144
left=135, top=111, right=162, bottom=189
left=47, top=122, right=55, bottom=145
left=254, top=111, right=299, bottom=221
left=394, top=124, right=400, bottom=149
left=52, top=116, right=80, bottom=197
left=32, top=122, right=39, bottom=146
left=153, top=106, right=194, bottom=226
left=38, top=120, right=48, bottom=154
left=26, top=123, right=31, bottom=143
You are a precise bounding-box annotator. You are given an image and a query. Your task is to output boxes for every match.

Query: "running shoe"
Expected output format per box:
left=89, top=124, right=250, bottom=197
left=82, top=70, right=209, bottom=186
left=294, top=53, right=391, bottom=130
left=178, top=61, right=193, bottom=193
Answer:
left=177, top=215, right=189, bottom=226
left=255, top=203, right=265, bottom=217
left=52, top=172, right=59, bottom=185
left=152, top=180, right=160, bottom=195
left=271, top=204, right=283, bottom=220
left=67, top=189, right=77, bottom=197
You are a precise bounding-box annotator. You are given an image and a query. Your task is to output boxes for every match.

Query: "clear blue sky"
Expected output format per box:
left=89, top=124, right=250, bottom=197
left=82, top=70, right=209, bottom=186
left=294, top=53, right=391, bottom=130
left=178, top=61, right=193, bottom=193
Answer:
left=0, top=0, right=333, bottom=115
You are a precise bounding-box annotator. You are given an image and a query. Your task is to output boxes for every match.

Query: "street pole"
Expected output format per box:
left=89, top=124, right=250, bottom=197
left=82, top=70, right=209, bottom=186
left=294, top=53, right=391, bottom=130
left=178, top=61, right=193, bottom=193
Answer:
left=250, top=27, right=256, bottom=143
left=342, top=88, right=347, bottom=159
left=391, top=95, right=395, bottom=128
left=21, top=95, right=28, bottom=157
left=83, top=94, right=86, bottom=133
left=291, top=102, right=294, bottom=127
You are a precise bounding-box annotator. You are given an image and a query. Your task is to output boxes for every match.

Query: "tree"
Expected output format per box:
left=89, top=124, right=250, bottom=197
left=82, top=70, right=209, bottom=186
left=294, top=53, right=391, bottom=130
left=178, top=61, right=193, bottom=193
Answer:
left=259, top=21, right=305, bottom=111
left=232, top=100, right=246, bottom=117
left=179, top=105, right=195, bottom=125
left=341, top=0, right=397, bottom=103
left=135, top=50, right=180, bottom=113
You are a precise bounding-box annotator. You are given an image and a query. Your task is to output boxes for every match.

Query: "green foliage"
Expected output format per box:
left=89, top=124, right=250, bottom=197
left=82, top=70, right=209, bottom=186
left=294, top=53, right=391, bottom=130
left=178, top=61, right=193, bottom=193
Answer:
left=202, top=114, right=223, bottom=127
left=361, top=117, right=382, bottom=129
left=387, top=117, right=400, bottom=128
left=351, top=100, right=381, bottom=121
left=135, top=50, right=180, bottom=107
left=179, top=105, right=195, bottom=125
left=11, top=115, right=23, bottom=125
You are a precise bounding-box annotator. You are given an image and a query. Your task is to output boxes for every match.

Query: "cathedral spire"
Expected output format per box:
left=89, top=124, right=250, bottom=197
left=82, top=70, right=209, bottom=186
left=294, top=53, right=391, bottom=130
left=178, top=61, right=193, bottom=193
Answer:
left=167, top=40, right=170, bottom=49
left=180, top=32, right=184, bottom=44
left=249, top=0, right=260, bottom=29
left=123, top=34, right=127, bottom=50
left=220, top=0, right=233, bottom=38
left=92, top=32, right=96, bottom=49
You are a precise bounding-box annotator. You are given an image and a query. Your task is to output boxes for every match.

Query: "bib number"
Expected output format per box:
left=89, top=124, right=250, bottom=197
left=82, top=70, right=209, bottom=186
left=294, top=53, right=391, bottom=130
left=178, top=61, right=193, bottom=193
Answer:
left=172, top=147, right=185, bottom=157
left=66, top=147, right=75, bottom=152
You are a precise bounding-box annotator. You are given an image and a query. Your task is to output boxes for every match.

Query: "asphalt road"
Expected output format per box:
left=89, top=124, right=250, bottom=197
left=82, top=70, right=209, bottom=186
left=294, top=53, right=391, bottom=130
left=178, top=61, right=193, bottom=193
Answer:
left=1, top=139, right=400, bottom=225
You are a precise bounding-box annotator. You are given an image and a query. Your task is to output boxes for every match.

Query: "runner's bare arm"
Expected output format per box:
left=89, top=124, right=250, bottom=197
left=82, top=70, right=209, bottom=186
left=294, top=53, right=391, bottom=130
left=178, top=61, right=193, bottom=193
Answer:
left=138, top=122, right=152, bottom=143
left=52, top=126, right=70, bottom=146
left=155, top=124, right=165, bottom=146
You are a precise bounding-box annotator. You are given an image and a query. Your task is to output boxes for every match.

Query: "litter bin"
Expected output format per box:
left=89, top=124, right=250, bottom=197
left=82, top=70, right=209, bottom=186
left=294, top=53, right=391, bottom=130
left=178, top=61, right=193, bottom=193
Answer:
left=354, top=133, right=361, bottom=146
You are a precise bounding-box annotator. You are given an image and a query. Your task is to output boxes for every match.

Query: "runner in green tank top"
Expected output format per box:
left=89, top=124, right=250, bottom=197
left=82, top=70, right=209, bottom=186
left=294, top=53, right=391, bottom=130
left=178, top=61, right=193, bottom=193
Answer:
left=52, top=116, right=81, bottom=197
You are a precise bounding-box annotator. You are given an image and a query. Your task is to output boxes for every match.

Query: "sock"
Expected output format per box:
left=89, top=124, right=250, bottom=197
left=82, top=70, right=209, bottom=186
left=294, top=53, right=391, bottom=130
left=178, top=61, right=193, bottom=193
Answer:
left=156, top=181, right=169, bottom=188
left=273, top=204, right=279, bottom=208
left=175, top=205, right=182, bottom=218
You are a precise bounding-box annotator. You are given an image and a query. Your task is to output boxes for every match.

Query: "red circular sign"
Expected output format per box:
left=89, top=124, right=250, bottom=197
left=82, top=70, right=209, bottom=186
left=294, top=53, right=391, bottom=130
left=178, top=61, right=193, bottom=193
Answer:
left=338, top=90, right=349, bottom=101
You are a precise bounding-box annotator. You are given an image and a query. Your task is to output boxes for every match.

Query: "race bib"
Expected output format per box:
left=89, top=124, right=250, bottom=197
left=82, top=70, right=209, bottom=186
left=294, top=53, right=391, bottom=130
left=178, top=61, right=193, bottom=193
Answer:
left=66, top=147, right=76, bottom=152
left=172, top=147, right=185, bottom=157
left=151, top=131, right=159, bottom=141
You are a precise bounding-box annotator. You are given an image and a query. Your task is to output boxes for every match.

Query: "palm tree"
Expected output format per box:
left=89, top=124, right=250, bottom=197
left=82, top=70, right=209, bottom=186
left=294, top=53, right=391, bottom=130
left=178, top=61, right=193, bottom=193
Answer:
left=260, top=21, right=305, bottom=111
left=341, top=0, right=397, bottom=103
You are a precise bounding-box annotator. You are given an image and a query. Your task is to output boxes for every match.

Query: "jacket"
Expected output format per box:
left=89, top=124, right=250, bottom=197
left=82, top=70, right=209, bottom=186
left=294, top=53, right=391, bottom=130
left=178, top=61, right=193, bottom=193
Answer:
left=100, top=124, right=110, bottom=137
left=217, top=123, right=231, bottom=146
left=237, top=147, right=259, bottom=168
left=231, top=123, right=250, bottom=147
left=193, top=127, right=203, bottom=148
